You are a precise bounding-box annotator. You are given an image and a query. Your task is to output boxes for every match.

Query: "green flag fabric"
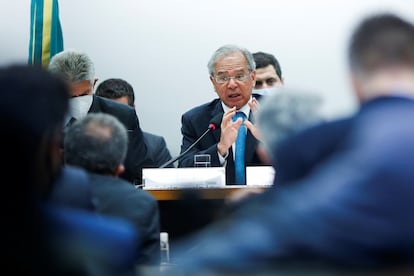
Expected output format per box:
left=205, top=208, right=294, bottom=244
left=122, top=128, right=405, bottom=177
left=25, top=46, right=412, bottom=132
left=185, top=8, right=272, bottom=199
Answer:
left=28, top=0, right=63, bottom=68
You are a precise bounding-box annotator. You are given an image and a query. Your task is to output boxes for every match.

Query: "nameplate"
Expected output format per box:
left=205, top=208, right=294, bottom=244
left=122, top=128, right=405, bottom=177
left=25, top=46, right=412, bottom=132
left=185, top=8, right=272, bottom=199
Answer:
left=142, top=167, right=226, bottom=190
left=246, top=166, right=275, bottom=187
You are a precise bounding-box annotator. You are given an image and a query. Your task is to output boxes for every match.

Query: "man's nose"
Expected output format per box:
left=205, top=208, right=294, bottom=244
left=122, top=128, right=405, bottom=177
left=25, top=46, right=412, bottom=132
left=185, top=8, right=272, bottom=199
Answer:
left=227, top=78, right=238, bottom=88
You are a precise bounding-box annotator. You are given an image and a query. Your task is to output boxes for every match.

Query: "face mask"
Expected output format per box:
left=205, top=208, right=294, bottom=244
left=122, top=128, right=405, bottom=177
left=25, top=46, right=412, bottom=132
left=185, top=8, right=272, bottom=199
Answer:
left=68, top=95, right=93, bottom=120
left=252, top=87, right=282, bottom=97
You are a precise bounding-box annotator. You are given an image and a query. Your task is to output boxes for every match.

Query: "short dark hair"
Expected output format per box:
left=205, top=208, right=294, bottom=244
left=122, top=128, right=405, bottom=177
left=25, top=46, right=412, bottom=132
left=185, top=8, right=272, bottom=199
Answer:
left=95, top=78, right=135, bottom=107
left=349, top=13, right=414, bottom=73
left=253, top=52, right=282, bottom=79
left=64, top=113, right=128, bottom=175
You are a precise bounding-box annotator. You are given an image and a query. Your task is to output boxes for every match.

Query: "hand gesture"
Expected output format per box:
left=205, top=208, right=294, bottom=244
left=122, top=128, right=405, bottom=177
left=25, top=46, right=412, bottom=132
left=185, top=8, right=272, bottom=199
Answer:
left=217, top=107, right=243, bottom=157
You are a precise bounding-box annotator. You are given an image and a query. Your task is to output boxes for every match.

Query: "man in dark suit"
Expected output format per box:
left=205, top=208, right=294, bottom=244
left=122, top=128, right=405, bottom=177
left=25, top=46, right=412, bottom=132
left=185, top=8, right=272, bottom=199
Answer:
left=95, top=78, right=174, bottom=168
left=48, top=49, right=152, bottom=184
left=64, top=112, right=161, bottom=265
left=179, top=45, right=267, bottom=185
left=172, top=13, right=414, bottom=274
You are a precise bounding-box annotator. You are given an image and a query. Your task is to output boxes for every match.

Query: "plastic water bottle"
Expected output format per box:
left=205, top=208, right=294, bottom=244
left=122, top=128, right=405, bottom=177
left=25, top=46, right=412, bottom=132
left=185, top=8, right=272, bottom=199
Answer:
left=160, top=232, right=170, bottom=264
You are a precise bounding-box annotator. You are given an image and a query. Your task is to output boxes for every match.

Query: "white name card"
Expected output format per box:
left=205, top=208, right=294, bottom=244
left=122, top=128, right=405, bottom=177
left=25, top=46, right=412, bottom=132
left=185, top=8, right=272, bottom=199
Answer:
left=142, top=167, right=226, bottom=190
left=246, top=166, right=275, bottom=187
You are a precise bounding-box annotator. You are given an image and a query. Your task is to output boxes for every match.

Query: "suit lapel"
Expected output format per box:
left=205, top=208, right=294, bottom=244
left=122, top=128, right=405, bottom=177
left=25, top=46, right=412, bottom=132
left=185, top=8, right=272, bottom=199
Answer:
left=245, top=112, right=259, bottom=162
left=245, top=131, right=258, bottom=162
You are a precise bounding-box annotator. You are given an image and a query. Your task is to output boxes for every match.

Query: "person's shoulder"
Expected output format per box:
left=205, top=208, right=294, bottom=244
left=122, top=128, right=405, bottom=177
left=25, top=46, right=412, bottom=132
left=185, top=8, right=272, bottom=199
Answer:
left=92, top=95, right=139, bottom=130
left=143, top=131, right=167, bottom=150
left=50, top=165, right=95, bottom=211
left=276, top=117, right=353, bottom=158
left=143, top=131, right=164, bottom=142
left=89, top=173, right=156, bottom=202
left=58, top=165, right=89, bottom=184
left=44, top=203, right=138, bottom=274
left=183, top=98, right=221, bottom=116
left=89, top=173, right=134, bottom=189
left=93, top=95, right=135, bottom=114
left=303, top=117, right=352, bottom=137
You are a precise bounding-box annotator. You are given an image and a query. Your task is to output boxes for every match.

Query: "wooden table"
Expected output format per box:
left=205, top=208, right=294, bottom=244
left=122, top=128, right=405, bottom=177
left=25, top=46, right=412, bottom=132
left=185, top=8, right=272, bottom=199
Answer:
left=143, top=186, right=270, bottom=240
left=144, top=186, right=269, bottom=201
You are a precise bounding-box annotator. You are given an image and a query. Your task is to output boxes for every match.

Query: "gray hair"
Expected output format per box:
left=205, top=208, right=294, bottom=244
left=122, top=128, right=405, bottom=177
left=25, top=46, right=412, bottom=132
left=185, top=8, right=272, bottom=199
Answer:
left=207, top=44, right=256, bottom=76
left=64, top=113, right=128, bottom=174
left=48, top=49, right=95, bottom=84
left=256, top=89, right=324, bottom=160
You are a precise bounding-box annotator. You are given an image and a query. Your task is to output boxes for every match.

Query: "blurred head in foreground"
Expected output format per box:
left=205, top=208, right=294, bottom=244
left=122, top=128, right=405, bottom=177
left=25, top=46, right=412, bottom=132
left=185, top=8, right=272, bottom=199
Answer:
left=256, top=89, right=323, bottom=162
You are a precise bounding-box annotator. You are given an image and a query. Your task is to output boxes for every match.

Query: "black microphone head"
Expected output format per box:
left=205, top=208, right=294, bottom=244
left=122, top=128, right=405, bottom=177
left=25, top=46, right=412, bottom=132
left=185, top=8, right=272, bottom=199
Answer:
left=208, top=113, right=223, bottom=131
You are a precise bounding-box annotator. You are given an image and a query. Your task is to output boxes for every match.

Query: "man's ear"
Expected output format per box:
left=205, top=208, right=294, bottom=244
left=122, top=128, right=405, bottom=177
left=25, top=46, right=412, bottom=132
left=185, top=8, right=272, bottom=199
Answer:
left=210, top=75, right=219, bottom=94
left=114, top=164, right=125, bottom=177
left=209, top=75, right=216, bottom=87
left=251, top=69, right=256, bottom=81
left=351, top=73, right=364, bottom=103
left=93, top=78, right=99, bottom=89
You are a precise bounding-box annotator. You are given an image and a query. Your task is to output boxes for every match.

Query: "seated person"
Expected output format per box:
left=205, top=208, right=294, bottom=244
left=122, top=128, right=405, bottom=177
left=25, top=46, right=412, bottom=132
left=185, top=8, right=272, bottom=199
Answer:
left=95, top=78, right=173, bottom=168
left=64, top=112, right=161, bottom=265
left=252, top=51, right=284, bottom=96
left=48, top=49, right=153, bottom=184
left=178, top=44, right=267, bottom=185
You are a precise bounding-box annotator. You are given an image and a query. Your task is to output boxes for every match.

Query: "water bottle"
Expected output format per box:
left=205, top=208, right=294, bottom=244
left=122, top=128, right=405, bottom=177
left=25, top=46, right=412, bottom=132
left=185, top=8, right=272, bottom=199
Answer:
left=160, top=232, right=170, bottom=264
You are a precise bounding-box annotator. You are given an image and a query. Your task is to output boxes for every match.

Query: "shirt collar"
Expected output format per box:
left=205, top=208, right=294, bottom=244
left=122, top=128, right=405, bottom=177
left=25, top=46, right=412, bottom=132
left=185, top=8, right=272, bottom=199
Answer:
left=221, top=96, right=252, bottom=118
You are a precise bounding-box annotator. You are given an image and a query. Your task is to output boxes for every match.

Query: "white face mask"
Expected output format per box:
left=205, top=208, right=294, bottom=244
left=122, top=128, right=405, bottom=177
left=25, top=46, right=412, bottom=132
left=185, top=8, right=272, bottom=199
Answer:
left=252, top=87, right=282, bottom=96
left=68, top=95, right=93, bottom=120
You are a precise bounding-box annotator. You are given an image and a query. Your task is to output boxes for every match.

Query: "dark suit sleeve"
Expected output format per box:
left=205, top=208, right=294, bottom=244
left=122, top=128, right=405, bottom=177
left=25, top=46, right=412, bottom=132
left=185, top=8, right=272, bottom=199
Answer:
left=178, top=112, right=221, bottom=168
left=144, top=132, right=174, bottom=168
left=155, top=137, right=173, bottom=167
left=121, top=108, right=151, bottom=184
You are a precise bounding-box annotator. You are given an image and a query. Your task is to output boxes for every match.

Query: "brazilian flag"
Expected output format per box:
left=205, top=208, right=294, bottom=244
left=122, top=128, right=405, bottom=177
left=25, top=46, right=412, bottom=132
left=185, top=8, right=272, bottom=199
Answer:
left=28, top=0, right=63, bottom=68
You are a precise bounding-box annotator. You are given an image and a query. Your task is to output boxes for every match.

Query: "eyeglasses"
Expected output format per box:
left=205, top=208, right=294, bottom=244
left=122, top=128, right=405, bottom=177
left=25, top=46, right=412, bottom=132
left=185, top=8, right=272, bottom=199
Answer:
left=213, top=73, right=251, bottom=84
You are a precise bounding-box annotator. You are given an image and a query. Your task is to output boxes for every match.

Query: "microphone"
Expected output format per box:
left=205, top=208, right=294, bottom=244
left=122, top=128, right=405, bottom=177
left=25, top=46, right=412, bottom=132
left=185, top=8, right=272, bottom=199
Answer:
left=159, top=113, right=223, bottom=168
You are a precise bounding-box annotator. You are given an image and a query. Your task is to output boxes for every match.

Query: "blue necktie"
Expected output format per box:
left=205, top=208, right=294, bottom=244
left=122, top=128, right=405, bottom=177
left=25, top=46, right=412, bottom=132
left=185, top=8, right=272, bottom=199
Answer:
left=232, top=112, right=246, bottom=185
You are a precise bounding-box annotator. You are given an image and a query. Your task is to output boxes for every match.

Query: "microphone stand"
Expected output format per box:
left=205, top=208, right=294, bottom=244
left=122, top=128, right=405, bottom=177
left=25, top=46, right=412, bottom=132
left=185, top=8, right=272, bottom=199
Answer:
left=159, top=127, right=213, bottom=168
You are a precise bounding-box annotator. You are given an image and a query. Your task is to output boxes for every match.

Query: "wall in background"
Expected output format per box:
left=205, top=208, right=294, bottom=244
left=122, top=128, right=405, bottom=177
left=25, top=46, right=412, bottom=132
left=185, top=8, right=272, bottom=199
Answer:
left=1, top=0, right=413, bottom=157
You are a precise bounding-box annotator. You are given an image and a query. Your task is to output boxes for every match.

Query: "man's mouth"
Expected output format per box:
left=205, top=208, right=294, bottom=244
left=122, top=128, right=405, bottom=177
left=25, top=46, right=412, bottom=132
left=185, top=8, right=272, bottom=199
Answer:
left=229, top=93, right=241, bottom=98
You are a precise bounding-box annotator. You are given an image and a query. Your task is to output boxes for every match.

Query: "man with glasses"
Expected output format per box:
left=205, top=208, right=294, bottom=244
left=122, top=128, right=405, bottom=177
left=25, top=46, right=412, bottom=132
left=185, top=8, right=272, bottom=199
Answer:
left=178, top=45, right=267, bottom=185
